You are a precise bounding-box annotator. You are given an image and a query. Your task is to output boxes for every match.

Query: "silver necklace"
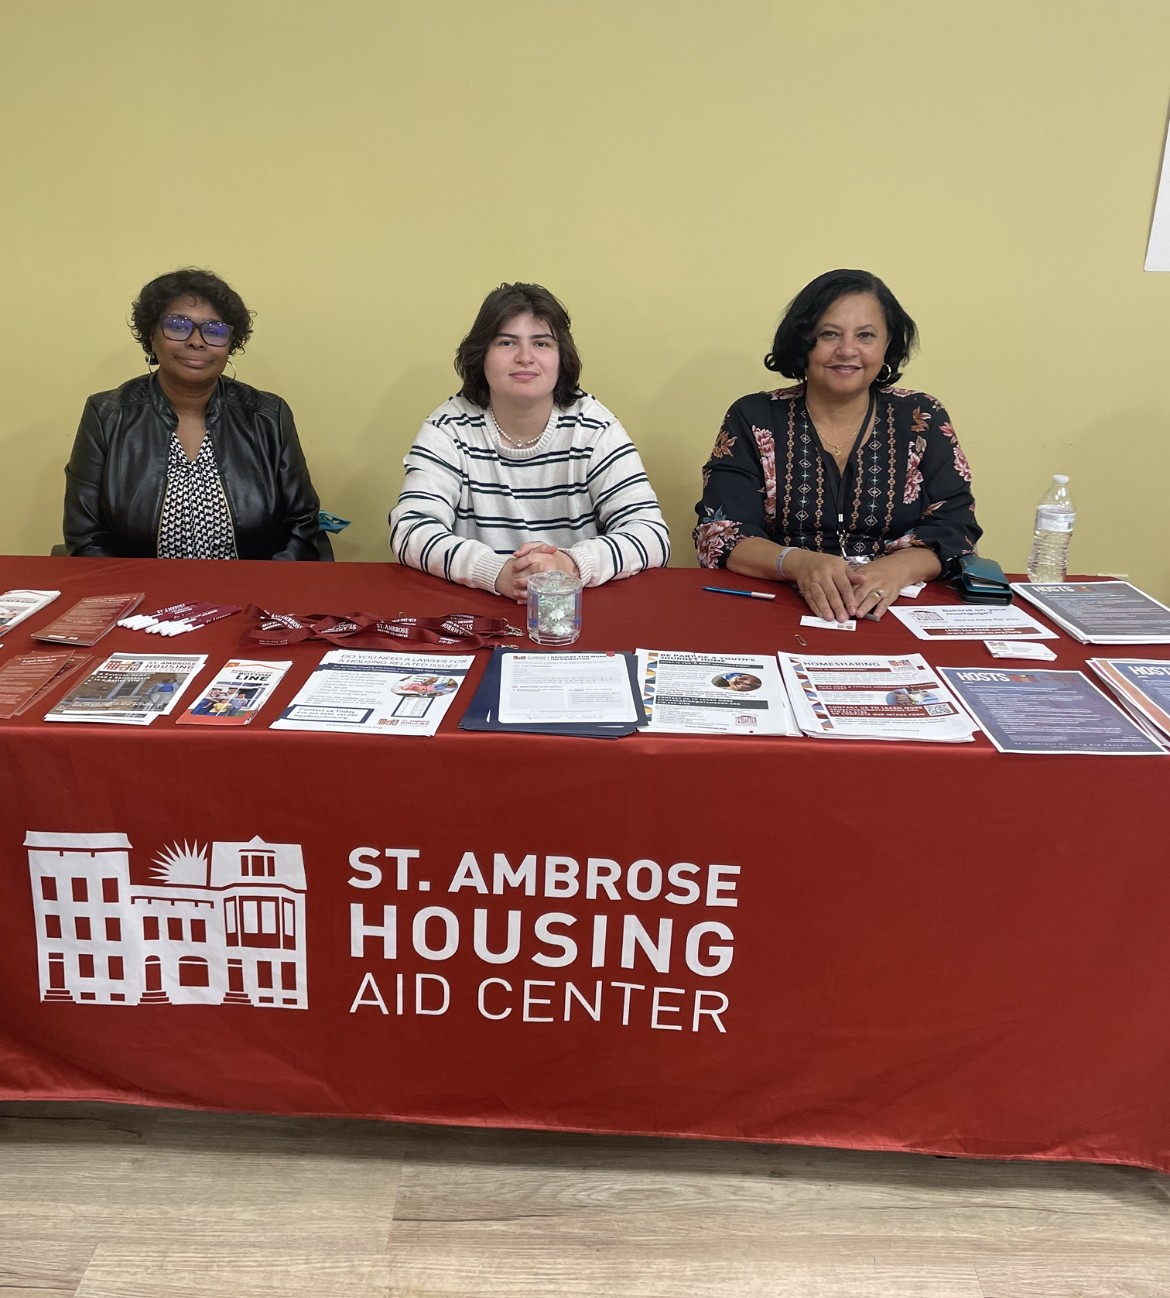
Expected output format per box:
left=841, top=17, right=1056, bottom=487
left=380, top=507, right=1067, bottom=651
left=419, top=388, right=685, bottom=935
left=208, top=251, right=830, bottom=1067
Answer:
left=487, top=405, right=556, bottom=449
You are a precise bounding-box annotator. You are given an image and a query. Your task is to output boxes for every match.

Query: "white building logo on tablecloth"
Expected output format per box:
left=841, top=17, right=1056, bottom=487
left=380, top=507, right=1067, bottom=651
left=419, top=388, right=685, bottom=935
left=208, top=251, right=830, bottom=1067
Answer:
left=24, top=830, right=308, bottom=1010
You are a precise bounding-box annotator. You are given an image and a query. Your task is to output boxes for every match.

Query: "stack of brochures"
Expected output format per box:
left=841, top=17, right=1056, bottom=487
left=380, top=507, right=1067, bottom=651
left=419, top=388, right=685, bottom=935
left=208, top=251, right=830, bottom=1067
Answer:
left=940, top=665, right=1166, bottom=756
left=0, top=648, right=91, bottom=719
left=45, top=653, right=206, bottom=725
left=1012, top=581, right=1170, bottom=644
left=778, top=653, right=977, bottom=743
left=1086, top=659, right=1170, bottom=745
left=32, top=593, right=143, bottom=646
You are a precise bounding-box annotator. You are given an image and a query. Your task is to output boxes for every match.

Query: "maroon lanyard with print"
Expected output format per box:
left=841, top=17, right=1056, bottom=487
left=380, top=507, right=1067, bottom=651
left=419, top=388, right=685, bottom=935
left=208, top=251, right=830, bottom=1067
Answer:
left=242, top=607, right=523, bottom=651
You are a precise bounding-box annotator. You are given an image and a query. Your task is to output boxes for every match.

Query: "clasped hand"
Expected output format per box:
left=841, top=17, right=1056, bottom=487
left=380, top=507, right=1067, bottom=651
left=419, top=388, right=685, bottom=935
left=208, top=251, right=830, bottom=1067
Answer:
left=495, top=543, right=579, bottom=603
left=785, top=550, right=894, bottom=623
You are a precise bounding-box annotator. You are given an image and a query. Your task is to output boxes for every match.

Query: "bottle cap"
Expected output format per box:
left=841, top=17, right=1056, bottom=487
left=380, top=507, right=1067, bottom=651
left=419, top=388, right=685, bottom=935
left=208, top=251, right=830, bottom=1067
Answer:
left=1053, top=474, right=1069, bottom=483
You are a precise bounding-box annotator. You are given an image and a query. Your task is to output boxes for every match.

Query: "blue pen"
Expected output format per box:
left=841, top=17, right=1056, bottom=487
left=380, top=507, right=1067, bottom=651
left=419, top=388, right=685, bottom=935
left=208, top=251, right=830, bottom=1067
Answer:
left=703, top=586, right=776, bottom=601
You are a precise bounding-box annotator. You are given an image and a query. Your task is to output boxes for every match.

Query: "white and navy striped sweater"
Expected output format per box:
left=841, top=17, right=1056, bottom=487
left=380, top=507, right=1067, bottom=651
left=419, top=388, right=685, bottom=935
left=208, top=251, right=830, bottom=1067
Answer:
left=389, top=394, right=670, bottom=592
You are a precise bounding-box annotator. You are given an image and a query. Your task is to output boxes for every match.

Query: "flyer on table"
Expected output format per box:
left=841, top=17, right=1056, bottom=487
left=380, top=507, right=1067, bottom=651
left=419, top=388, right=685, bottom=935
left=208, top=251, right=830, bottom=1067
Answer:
left=271, top=649, right=473, bottom=736
left=0, top=589, right=59, bottom=632
left=498, top=652, right=638, bottom=726
left=778, top=653, right=975, bottom=743
left=888, top=604, right=1056, bottom=641
left=32, top=593, right=144, bottom=646
left=939, top=667, right=1165, bottom=756
left=44, top=654, right=207, bottom=725
left=637, top=649, right=797, bottom=735
left=0, top=650, right=83, bottom=719
left=1011, top=581, right=1170, bottom=644
left=177, top=659, right=292, bottom=727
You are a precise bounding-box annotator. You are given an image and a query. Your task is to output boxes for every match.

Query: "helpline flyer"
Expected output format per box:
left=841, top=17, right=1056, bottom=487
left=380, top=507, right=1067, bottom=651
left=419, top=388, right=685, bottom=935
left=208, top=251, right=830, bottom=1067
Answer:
left=177, top=659, right=292, bottom=727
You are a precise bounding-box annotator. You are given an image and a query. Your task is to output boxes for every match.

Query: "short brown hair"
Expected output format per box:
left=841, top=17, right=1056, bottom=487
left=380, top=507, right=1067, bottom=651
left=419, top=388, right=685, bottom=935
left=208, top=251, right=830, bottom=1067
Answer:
left=455, top=283, right=583, bottom=408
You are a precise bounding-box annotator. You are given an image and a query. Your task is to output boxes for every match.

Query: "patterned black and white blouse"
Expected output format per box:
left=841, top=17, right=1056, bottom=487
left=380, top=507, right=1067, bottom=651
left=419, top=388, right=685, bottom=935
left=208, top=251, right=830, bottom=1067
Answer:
left=693, top=385, right=981, bottom=575
left=157, top=435, right=237, bottom=560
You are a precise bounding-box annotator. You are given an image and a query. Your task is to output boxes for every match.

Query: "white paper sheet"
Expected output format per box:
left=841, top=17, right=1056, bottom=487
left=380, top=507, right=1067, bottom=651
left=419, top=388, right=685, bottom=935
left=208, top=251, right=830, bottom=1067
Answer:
left=1146, top=114, right=1170, bottom=271
left=888, top=604, right=1057, bottom=641
left=498, top=652, right=638, bottom=725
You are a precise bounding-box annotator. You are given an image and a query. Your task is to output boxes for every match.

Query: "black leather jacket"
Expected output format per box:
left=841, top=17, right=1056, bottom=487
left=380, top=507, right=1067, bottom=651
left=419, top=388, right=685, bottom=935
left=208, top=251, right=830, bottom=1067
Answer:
left=64, top=374, right=324, bottom=560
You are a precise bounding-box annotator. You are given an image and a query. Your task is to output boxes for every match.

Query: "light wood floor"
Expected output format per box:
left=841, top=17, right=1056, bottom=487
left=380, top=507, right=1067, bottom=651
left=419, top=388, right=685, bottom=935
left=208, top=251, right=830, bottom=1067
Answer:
left=2, top=1102, right=1169, bottom=1297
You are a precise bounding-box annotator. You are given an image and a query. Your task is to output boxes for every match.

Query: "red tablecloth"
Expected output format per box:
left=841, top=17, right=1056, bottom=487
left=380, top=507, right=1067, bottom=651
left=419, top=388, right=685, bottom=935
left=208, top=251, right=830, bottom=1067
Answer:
left=2, top=554, right=1168, bottom=1172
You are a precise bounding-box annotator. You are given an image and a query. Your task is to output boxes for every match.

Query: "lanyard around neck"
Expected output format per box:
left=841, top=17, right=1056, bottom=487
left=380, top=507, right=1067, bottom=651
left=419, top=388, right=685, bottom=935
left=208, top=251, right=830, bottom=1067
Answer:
left=802, top=389, right=877, bottom=554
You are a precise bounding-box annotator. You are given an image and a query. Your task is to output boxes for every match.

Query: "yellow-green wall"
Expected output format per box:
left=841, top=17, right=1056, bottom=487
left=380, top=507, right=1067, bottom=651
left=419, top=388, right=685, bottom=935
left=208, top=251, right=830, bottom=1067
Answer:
left=3, top=1, right=1169, bottom=590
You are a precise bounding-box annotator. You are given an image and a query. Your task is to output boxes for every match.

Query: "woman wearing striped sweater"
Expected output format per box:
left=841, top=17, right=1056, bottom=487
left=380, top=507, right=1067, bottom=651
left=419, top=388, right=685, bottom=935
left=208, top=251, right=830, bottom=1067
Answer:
left=389, top=283, right=670, bottom=602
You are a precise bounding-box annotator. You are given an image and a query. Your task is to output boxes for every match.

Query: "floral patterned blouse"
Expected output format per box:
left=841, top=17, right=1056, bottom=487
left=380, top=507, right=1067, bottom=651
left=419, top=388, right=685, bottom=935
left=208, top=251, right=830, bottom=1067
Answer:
left=693, top=384, right=981, bottom=575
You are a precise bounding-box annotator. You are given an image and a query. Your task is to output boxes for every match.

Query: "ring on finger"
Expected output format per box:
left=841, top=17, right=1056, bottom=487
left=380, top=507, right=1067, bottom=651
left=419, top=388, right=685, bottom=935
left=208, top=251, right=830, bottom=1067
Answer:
left=871, top=588, right=885, bottom=600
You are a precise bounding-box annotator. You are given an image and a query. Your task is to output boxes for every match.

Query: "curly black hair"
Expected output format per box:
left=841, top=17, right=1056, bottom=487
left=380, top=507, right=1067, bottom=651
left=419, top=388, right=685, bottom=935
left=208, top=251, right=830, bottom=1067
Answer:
left=130, top=267, right=255, bottom=358
left=764, top=269, right=918, bottom=386
left=455, top=283, right=583, bottom=409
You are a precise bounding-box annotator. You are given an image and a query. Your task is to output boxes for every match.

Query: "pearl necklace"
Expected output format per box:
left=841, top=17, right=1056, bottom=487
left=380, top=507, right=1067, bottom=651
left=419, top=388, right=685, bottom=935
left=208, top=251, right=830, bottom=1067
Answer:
left=487, top=405, right=556, bottom=450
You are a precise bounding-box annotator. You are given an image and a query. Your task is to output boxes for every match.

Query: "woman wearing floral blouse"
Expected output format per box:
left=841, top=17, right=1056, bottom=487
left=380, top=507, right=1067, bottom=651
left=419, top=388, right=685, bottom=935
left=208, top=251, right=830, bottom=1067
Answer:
left=694, top=269, right=981, bottom=623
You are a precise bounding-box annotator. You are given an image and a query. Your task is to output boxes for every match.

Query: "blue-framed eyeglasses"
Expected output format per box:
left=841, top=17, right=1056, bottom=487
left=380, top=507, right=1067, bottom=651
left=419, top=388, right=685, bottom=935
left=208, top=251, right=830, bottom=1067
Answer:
left=159, top=314, right=233, bottom=347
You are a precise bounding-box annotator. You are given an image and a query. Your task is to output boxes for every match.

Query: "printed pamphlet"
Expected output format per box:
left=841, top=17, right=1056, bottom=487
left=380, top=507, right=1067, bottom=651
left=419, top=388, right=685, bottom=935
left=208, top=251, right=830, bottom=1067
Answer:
left=45, top=653, right=207, bottom=725
left=177, top=659, right=292, bottom=726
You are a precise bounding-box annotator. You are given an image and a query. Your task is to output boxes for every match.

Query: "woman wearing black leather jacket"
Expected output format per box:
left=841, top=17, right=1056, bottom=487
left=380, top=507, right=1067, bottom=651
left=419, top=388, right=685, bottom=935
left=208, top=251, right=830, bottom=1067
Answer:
left=64, top=268, right=326, bottom=560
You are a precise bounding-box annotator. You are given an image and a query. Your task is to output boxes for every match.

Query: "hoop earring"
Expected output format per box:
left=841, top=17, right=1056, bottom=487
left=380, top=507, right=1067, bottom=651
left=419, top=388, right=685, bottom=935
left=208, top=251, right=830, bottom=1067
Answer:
left=876, top=362, right=893, bottom=385
left=145, top=352, right=158, bottom=373
left=225, top=358, right=237, bottom=381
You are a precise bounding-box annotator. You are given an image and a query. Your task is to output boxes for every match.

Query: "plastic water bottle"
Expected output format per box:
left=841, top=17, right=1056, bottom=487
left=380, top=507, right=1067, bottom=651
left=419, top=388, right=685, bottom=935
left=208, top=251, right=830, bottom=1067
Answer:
left=1027, top=475, right=1075, bottom=583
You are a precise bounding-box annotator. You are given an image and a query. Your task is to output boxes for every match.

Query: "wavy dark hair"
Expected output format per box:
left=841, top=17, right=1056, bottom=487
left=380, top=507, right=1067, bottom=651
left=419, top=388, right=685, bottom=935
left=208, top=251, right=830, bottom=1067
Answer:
left=456, top=283, right=583, bottom=409
left=130, top=267, right=255, bottom=359
left=764, top=269, right=917, bottom=386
